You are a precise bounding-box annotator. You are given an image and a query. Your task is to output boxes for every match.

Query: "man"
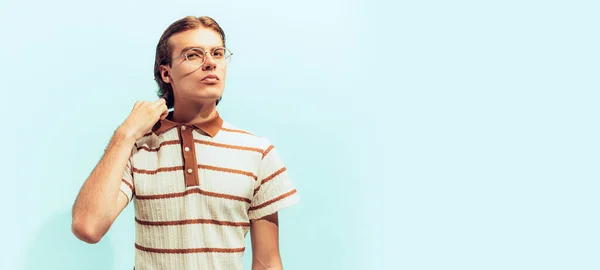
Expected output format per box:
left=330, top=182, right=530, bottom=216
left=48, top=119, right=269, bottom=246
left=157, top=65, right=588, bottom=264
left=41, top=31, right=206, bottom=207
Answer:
left=71, top=15, right=300, bottom=270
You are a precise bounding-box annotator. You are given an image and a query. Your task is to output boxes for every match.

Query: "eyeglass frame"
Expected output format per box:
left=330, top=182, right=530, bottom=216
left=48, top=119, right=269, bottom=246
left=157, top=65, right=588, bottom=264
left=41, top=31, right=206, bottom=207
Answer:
left=167, top=46, right=233, bottom=67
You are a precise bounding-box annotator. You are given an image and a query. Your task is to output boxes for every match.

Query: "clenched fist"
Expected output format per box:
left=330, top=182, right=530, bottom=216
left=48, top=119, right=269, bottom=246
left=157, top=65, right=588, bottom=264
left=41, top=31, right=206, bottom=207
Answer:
left=117, top=98, right=169, bottom=142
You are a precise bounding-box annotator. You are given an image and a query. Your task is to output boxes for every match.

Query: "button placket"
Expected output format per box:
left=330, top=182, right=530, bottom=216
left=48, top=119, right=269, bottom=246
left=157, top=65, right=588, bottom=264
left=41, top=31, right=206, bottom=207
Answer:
left=180, top=125, right=200, bottom=187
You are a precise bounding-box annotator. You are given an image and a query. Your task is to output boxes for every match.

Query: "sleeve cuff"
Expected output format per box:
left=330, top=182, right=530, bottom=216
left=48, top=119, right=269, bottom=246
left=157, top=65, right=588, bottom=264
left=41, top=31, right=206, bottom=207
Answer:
left=248, top=189, right=300, bottom=220
left=119, top=179, right=134, bottom=202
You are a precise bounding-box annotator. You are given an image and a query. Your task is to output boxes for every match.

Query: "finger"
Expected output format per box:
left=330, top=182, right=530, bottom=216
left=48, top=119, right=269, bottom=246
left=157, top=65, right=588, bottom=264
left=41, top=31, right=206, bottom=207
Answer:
left=139, top=101, right=151, bottom=109
left=152, top=98, right=166, bottom=108
left=160, top=111, right=168, bottom=120
left=156, top=104, right=169, bottom=120
left=158, top=105, right=169, bottom=120
left=133, top=101, right=144, bottom=110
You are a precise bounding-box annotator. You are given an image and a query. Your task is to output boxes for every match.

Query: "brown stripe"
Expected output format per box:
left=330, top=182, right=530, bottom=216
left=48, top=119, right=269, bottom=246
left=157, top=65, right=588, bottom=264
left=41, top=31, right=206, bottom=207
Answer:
left=135, top=243, right=245, bottom=254
left=132, top=166, right=183, bottom=175
left=249, top=189, right=297, bottom=211
left=262, top=145, right=274, bottom=159
left=137, top=140, right=179, bottom=152
left=137, top=139, right=263, bottom=154
left=121, top=179, right=134, bottom=193
left=136, top=188, right=252, bottom=204
left=194, top=139, right=263, bottom=153
left=221, top=127, right=254, bottom=135
left=135, top=217, right=250, bottom=227
left=254, top=167, right=287, bottom=196
left=261, top=167, right=286, bottom=185
left=131, top=164, right=257, bottom=180
left=199, top=164, right=258, bottom=181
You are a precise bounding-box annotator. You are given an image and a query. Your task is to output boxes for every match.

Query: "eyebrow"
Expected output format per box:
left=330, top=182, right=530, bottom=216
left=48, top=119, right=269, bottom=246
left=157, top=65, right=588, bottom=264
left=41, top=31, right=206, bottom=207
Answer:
left=179, top=45, right=223, bottom=55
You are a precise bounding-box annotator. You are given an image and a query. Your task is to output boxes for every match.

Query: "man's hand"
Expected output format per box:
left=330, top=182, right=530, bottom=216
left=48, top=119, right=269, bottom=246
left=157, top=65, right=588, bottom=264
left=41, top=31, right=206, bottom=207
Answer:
left=117, top=98, right=169, bottom=141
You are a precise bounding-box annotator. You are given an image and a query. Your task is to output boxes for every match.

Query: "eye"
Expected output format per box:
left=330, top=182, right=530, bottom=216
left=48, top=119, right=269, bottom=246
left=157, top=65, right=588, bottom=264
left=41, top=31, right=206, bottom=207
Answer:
left=186, top=49, right=205, bottom=59
left=213, top=48, right=225, bottom=58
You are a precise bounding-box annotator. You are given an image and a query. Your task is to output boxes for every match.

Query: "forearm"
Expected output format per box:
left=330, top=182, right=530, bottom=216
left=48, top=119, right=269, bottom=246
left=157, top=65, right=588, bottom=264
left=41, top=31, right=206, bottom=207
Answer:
left=72, top=129, right=136, bottom=239
left=252, top=257, right=282, bottom=270
left=251, top=213, right=282, bottom=270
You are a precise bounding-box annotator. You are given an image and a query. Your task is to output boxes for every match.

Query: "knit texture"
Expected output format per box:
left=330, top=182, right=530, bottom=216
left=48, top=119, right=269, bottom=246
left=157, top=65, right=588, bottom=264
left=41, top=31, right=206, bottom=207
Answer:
left=119, top=120, right=299, bottom=270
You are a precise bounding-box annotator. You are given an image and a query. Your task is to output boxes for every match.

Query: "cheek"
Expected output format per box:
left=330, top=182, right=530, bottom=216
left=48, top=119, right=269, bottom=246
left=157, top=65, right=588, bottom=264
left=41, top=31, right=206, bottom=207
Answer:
left=220, top=68, right=227, bottom=80
left=174, top=70, right=201, bottom=84
left=170, top=67, right=188, bottom=82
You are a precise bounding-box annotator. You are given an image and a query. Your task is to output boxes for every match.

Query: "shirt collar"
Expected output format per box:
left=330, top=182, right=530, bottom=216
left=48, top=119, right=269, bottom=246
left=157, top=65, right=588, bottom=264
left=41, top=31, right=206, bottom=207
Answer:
left=152, top=110, right=223, bottom=137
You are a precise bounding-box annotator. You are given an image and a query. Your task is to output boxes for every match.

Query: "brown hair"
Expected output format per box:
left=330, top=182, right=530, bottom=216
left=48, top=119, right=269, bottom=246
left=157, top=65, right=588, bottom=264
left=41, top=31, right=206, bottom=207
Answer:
left=154, top=16, right=226, bottom=108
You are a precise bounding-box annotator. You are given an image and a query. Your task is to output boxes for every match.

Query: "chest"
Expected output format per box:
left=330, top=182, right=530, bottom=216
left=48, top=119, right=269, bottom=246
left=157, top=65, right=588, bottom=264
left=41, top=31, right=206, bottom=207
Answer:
left=130, top=132, right=263, bottom=220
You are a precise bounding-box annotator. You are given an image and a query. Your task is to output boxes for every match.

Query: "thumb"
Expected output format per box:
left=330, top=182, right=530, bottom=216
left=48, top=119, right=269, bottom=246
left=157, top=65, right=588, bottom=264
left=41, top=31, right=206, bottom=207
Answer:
left=159, top=109, right=169, bottom=120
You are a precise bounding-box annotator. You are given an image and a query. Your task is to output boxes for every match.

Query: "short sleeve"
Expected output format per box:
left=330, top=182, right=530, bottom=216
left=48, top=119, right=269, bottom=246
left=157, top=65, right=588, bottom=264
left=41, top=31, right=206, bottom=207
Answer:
left=248, top=142, right=300, bottom=220
left=118, top=148, right=136, bottom=203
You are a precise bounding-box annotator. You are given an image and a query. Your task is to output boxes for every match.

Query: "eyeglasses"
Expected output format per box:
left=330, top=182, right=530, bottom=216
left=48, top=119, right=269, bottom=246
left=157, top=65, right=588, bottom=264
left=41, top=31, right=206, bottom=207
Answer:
left=169, top=47, right=233, bottom=68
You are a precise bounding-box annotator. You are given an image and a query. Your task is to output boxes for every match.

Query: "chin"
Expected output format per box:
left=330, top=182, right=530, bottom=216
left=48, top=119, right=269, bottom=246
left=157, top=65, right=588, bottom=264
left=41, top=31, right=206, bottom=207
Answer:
left=204, top=86, right=224, bottom=95
left=195, top=93, right=223, bottom=104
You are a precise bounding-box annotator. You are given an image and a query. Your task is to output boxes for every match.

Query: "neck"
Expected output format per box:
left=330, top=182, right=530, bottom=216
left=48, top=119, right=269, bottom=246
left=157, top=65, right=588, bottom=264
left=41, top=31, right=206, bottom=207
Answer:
left=171, top=100, right=217, bottom=125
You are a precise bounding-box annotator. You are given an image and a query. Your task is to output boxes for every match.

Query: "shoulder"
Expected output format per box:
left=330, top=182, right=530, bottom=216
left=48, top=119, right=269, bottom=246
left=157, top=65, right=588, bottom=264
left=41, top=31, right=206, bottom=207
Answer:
left=219, top=121, right=273, bottom=152
left=132, top=131, right=163, bottom=152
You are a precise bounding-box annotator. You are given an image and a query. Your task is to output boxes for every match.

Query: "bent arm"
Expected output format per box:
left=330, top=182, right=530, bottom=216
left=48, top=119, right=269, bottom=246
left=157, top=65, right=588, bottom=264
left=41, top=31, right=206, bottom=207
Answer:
left=71, top=129, right=136, bottom=244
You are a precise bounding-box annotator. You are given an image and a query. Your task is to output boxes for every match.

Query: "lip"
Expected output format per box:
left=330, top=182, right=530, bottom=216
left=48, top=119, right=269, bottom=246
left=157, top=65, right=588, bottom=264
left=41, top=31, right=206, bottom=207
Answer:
left=201, top=74, right=219, bottom=81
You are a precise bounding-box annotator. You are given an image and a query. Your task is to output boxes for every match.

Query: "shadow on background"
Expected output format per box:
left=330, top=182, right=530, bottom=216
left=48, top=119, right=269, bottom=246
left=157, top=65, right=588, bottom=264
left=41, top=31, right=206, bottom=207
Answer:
left=23, top=208, right=115, bottom=270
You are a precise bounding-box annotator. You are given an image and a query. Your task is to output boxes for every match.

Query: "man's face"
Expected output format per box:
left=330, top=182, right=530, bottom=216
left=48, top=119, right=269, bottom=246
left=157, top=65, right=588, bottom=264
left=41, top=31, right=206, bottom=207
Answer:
left=162, top=27, right=227, bottom=106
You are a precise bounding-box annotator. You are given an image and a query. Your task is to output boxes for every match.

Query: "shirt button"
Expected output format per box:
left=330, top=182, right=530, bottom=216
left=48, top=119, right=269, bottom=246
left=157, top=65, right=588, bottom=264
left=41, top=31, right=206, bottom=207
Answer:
left=181, top=125, right=187, bottom=131
left=184, top=147, right=190, bottom=152
left=187, top=168, right=192, bottom=174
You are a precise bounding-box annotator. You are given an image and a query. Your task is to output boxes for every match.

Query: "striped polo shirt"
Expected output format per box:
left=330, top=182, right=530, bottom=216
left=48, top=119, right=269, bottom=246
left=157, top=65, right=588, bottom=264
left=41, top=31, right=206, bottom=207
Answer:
left=118, top=111, right=300, bottom=270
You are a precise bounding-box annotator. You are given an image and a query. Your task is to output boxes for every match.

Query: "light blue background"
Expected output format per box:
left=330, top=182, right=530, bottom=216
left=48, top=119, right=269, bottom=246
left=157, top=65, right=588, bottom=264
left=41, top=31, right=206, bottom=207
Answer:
left=1, top=0, right=598, bottom=269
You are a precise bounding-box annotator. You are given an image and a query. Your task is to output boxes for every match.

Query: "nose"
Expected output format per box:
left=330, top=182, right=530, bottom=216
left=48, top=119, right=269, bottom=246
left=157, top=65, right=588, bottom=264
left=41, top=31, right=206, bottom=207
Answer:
left=202, top=52, right=217, bottom=71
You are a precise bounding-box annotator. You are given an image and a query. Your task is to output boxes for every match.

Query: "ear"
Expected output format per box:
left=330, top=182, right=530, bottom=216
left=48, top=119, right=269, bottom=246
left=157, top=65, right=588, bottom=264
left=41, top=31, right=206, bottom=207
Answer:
left=160, top=65, right=172, bottom=83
